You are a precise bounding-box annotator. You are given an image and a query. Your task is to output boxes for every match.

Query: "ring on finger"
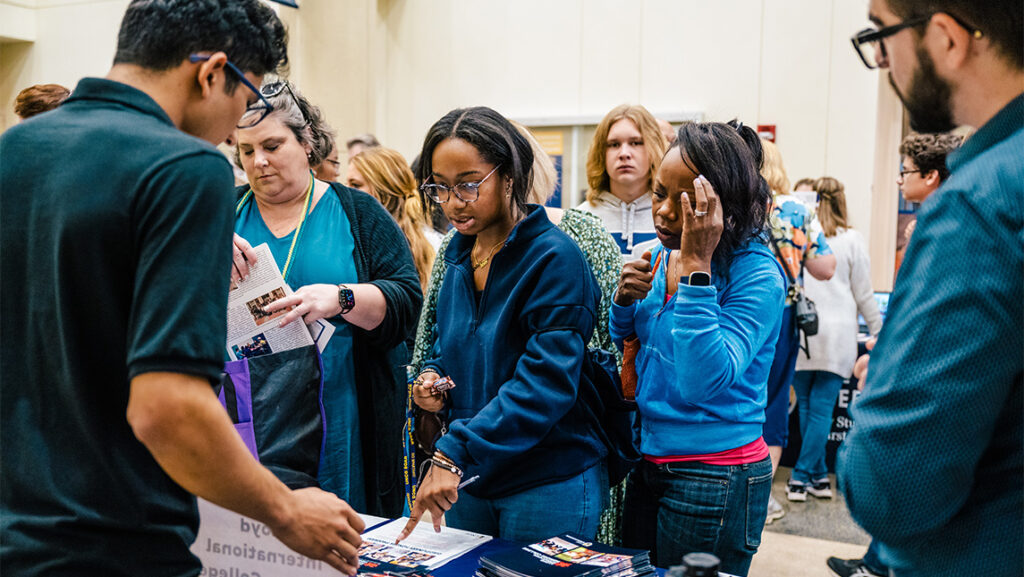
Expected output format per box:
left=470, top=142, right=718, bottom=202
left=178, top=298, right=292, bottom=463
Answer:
left=694, top=210, right=708, bottom=217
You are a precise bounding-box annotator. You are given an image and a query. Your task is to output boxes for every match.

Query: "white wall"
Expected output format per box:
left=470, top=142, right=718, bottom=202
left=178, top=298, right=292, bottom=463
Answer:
left=364, top=0, right=880, bottom=238
left=0, top=0, right=128, bottom=129
left=1, top=0, right=899, bottom=288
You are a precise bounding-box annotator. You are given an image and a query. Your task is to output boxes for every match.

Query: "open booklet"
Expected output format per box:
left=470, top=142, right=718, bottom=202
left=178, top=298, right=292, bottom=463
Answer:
left=357, top=518, right=493, bottom=575
left=226, top=243, right=333, bottom=360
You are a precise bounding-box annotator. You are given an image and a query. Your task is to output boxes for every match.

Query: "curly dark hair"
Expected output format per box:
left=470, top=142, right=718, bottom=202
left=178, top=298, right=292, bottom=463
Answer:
left=113, top=0, right=288, bottom=90
left=671, top=120, right=771, bottom=272
left=417, top=107, right=534, bottom=215
left=898, top=132, right=963, bottom=182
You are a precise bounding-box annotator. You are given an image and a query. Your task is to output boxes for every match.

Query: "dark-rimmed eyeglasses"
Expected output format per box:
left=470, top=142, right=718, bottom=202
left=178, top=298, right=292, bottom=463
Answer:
left=850, top=13, right=982, bottom=70
left=898, top=169, right=923, bottom=179
left=420, top=165, right=500, bottom=204
left=189, top=54, right=273, bottom=129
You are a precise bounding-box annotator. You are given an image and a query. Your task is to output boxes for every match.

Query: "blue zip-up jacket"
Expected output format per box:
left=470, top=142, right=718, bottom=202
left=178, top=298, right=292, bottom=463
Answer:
left=428, top=205, right=604, bottom=499
left=609, top=241, right=786, bottom=456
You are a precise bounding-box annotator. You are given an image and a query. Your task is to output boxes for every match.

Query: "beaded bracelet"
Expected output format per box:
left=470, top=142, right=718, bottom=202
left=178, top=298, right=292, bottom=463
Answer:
left=430, top=456, right=463, bottom=479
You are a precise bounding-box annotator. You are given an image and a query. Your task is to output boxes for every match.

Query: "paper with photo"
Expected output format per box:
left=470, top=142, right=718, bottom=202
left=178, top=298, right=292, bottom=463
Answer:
left=226, top=243, right=317, bottom=360
left=357, top=517, right=491, bottom=571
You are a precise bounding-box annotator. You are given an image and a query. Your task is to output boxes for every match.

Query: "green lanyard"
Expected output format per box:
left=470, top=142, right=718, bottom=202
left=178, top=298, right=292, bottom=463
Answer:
left=236, top=170, right=315, bottom=283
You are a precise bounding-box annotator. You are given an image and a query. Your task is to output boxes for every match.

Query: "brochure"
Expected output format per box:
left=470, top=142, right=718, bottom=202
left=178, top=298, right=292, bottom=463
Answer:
left=226, top=243, right=332, bottom=359
left=357, top=517, right=492, bottom=575
left=476, top=533, right=654, bottom=577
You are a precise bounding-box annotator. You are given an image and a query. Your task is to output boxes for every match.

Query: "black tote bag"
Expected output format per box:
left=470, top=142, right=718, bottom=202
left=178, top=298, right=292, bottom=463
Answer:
left=216, top=345, right=325, bottom=489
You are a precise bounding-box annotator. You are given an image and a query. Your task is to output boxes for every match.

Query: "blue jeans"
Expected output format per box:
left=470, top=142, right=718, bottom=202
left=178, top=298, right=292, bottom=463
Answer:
left=445, top=462, right=608, bottom=542
left=764, top=306, right=797, bottom=447
left=791, top=370, right=844, bottom=484
left=863, top=539, right=890, bottom=574
left=623, top=457, right=772, bottom=576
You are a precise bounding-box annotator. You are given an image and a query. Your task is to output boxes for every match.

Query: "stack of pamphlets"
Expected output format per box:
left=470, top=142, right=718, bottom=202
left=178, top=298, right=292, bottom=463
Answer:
left=476, top=533, right=654, bottom=577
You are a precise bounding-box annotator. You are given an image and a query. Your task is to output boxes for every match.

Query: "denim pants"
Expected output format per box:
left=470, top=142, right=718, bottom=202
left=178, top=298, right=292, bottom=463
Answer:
left=764, top=306, right=798, bottom=447
left=445, top=461, right=608, bottom=542
left=791, top=370, right=845, bottom=484
left=622, top=457, right=772, bottom=576
left=863, top=539, right=891, bottom=574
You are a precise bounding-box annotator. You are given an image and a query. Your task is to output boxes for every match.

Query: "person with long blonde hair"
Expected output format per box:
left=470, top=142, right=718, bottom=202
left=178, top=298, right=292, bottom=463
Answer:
left=576, top=104, right=666, bottom=259
left=347, top=147, right=440, bottom=290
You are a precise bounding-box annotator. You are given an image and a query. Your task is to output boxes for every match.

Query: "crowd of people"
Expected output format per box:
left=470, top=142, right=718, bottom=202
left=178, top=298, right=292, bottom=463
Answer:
left=1, top=0, right=1020, bottom=577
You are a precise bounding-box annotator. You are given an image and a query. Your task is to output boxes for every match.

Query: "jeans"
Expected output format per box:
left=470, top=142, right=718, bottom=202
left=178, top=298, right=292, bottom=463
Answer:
left=863, top=539, right=890, bottom=574
left=764, top=306, right=797, bottom=447
left=445, top=461, right=608, bottom=542
left=623, top=457, right=772, bottom=576
left=791, top=370, right=845, bottom=484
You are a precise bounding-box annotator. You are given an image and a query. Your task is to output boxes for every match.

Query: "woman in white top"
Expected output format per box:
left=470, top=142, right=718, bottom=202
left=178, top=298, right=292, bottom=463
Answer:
left=575, top=104, right=666, bottom=259
left=787, top=177, right=881, bottom=502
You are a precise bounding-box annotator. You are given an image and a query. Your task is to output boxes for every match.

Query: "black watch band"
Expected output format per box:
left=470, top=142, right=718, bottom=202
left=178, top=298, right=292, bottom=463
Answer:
left=681, top=271, right=712, bottom=286
left=337, top=285, right=355, bottom=314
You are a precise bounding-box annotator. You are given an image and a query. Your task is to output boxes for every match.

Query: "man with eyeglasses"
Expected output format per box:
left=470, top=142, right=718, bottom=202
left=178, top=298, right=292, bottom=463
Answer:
left=838, top=1, right=1023, bottom=576
left=0, top=1, right=365, bottom=576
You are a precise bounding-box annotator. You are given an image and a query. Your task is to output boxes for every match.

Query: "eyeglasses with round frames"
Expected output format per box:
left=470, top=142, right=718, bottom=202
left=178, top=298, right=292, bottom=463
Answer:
left=850, top=13, right=982, bottom=70
left=420, top=165, right=501, bottom=204
left=188, top=54, right=273, bottom=129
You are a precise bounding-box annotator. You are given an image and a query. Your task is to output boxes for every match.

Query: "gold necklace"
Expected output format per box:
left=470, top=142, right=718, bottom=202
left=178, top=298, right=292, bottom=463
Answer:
left=472, top=238, right=506, bottom=270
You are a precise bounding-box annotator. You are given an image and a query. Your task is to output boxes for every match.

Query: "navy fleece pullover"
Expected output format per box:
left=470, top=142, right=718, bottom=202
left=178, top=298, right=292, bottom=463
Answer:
left=428, top=205, right=604, bottom=499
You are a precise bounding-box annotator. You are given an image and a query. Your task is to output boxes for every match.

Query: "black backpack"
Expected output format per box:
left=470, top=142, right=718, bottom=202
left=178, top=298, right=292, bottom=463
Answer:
left=578, top=348, right=642, bottom=486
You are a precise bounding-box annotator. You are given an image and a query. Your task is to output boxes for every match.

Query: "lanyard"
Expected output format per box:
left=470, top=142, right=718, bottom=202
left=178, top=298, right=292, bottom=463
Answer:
left=236, top=171, right=315, bottom=283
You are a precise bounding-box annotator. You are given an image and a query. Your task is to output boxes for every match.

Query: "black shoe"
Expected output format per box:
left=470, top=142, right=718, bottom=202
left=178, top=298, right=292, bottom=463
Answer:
left=827, top=556, right=885, bottom=577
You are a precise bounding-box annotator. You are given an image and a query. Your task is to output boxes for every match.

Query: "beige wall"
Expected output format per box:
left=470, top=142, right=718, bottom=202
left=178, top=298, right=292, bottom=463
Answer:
left=0, top=0, right=128, bottom=129
left=0, top=0, right=901, bottom=289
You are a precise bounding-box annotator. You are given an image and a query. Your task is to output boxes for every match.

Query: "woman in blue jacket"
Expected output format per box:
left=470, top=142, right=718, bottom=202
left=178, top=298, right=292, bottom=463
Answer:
left=398, top=107, right=607, bottom=543
left=611, top=121, right=786, bottom=575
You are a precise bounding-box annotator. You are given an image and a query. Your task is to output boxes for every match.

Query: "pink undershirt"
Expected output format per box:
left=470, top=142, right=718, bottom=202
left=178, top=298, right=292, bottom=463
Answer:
left=652, top=286, right=769, bottom=465
left=646, top=437, right=769, bottom=466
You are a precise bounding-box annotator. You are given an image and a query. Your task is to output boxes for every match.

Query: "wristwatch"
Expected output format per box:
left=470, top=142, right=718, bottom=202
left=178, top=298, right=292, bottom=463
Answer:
left=337, top=284, right=355, bottom=315
left=681, top=271, right=712, bottom=286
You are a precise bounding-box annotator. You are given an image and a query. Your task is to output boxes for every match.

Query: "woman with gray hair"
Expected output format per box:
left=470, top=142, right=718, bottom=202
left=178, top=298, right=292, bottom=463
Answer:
left=231, top=80, right=422, bottom=518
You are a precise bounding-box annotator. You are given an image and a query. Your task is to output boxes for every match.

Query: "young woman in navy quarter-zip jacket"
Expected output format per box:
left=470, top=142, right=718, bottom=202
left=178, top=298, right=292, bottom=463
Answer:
left=396, top=107, right=608, bottom=544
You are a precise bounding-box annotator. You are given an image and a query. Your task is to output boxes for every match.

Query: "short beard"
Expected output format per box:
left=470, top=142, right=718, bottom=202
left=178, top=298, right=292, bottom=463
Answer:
left=888, top=44, right=956, bottom=133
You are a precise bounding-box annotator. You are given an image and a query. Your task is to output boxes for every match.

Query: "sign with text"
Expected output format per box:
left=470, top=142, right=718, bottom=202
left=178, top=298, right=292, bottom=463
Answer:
left=192, top=499, right=387, bottom=576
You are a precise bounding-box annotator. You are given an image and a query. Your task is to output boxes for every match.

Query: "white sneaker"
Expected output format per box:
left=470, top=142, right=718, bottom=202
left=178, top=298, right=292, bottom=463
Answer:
left=808, top=477, right=833, bottom=499
left=786, top=479, right=808, bottom=502
left=765, top=495, right=785, bottom=524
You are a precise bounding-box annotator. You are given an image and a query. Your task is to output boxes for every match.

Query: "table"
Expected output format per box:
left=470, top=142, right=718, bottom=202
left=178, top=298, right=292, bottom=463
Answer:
left=430, top=537, right=670, bottom=576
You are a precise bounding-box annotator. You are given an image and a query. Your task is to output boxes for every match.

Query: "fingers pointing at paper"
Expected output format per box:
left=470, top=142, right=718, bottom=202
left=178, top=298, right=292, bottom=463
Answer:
left=396, top=465, right=461, bottom=543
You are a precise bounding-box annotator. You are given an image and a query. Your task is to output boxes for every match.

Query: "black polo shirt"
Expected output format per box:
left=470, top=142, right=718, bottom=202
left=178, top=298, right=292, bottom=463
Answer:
left=1, top=78, right=235, bottom=576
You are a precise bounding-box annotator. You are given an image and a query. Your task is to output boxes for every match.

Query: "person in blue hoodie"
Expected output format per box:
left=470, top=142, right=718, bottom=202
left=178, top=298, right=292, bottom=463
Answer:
left=611, top=121, right=786, bottom=575
left=397, top=107, right=607, bottom=544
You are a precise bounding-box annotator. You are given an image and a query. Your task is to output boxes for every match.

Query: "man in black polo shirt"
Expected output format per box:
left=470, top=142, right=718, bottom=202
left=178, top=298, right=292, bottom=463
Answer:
left=0, top=1, right=364, bottom=575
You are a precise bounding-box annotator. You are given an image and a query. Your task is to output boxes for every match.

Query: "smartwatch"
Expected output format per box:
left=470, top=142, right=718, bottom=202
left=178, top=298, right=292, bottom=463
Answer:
left=337, top=284, right=355, bottom=315
left=682, top=271, right=712, bottom=286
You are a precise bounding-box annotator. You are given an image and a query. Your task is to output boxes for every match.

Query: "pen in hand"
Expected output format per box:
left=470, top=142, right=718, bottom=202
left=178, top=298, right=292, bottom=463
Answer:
left=457, top=475, right=480, bottom=490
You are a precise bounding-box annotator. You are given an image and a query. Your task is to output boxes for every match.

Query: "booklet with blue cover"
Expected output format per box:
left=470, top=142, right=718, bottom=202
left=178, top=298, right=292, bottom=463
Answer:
left=475, top=533, right=654, bottom=577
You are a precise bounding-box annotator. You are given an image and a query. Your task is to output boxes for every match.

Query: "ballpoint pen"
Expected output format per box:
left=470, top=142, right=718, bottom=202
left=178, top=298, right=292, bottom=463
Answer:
left=457, top=475, right=480, bottom=490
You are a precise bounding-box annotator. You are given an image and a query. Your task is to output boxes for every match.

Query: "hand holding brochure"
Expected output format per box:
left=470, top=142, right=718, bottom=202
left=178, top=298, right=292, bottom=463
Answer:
left=226, top=243, right=331, bottom=359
